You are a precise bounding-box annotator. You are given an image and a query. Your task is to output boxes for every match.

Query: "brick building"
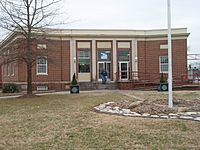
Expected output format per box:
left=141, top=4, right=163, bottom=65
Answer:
left=0, top=28, right=189, bottom=90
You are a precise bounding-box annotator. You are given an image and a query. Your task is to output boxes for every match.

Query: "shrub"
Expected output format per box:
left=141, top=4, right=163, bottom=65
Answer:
left=71, top=73, right=78, bottom=85
left=160, top=73, right=166, bottom=83
left=2, top=83, right=19, bottom=93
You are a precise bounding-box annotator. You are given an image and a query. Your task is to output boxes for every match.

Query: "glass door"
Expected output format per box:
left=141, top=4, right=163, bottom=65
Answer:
left=98, top=62, right=104, bottom=80
left=98, top=62, right=111, bottom=81
left=119, top=62, right=129, bottom=80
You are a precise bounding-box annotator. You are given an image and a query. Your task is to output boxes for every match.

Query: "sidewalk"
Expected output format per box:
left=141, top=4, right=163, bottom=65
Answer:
left=0, top=89, right=120, bottom=99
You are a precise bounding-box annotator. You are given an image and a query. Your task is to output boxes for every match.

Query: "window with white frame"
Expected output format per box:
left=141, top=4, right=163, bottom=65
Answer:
left=37, top=44, right=47, bottom=50
left=7, top=64, right=10, bottom=76
left=11, top=63, right=15, bottom=76
left=37, top=57, right=47, bottom=75
left=160, top=56, right=168, bottom=73
left=3, top=64, right=6, bottom=76
left=78, top=49, right=90, bottom=73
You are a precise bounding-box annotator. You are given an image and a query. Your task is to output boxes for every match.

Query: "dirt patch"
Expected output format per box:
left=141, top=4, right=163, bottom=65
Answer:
left=110, top=98, right=200, bottom=115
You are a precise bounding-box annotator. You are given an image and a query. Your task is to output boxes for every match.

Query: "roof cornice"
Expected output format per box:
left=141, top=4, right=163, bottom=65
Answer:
left=37, top=28, right=190, bottom=38
left=0, top=28, right=190, bottom=48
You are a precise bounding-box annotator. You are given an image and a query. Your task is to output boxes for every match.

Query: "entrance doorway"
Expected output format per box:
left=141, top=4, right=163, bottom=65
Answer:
left=118, top=61, right=129, bottom=80
left=98, top=62, right=111, bottom=81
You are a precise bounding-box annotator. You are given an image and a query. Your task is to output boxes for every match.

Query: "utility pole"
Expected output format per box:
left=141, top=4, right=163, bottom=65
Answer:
left=167, top=0, right=173, bottom=108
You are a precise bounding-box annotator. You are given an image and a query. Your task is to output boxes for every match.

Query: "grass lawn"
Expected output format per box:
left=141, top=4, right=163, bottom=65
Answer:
left=0, top=91, right=200, bottom=149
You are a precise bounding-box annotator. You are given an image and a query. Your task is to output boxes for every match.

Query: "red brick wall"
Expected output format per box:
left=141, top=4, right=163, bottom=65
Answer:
left=1, top=62, right=19, bottom=83
left=118, top=81, right=157, bottom=90
left=0, top=65, right=2, bottom=87
left=2, top=38, right=71, bottom=90
left=1, top=38, right=23, bottom=83
left=31, top=39, right=70, bottom=83
left=137, top=39, right=187, bottom=82
left=1, top=37, right=188, bottom=91
left=18, top=62, right=26, bottom=82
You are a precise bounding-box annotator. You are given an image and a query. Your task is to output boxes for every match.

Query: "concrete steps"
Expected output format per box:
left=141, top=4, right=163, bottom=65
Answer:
left=79, top=82, right=118, bottom=91
left=96, top=83, right=118, bottom=90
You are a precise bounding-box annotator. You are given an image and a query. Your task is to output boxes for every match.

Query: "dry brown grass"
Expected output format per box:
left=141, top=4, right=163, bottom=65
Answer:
left=0, top=90, right=200, bottom=149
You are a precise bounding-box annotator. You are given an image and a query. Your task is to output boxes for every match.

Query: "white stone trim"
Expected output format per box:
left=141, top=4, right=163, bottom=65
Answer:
left=118, top=42, right=131, bottom=48
left=113, top=40, right=117, bottom=81
left=160, top=44, right=168, bottom=49
left=44, top=36, right=188, bottom=41
left=92, top=39, right=96, bottom=81
left=132, top=40, right=138, bottom=77
left=97, top=41, right=112, bottom=49
left=0, top=35, right=25, bottom=49
left=0, top=28, right=189, bottom=51
left=77, top=42, right=90, bottom=49
left=70, top=38, right=76, bottom=79
left=78, top=73, right=90, bottom=82
left=39, top=28, right=189, bottom=38
left=137, top=36, right=188, bottom=41
left=37, top=44, right=47, bottom=49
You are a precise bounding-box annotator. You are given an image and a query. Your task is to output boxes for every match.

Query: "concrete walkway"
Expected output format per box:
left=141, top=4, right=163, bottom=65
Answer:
left=0, top=90, right=120, bottom=99
left=0, top=95, right=22, bottom=99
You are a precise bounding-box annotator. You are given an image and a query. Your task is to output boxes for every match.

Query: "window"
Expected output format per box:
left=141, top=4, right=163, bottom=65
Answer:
left=78, top=50, right=90, bottom=73
left=160, top=56, right=168, bottom=73
left=37, top=86, right=48, bottom=91
left=118, top=50, right=130, bottom=61
left=11, top=63, right=15, bottom=76
left=3, top=64, right=6, bottom=76
left=98, top=50, right=111, bottom=61
left=37, top=57, right=47, bottom=75
left=7, top=64, right=10, bottom=76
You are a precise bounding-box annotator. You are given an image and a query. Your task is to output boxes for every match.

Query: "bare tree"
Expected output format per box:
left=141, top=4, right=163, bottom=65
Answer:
left=0, top=0, right=62, bottom=95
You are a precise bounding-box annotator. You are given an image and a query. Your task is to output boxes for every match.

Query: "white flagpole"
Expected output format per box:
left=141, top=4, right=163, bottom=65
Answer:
left=167, top=0, right=173, bottom=108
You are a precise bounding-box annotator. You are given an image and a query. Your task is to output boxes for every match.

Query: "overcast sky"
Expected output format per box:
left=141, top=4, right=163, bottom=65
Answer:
left=0, top=0, right=199, bottom=54
left=61, top=0, right=200, bottom=54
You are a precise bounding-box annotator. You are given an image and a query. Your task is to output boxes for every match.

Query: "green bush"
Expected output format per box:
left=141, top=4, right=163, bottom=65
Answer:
left=2, top=83, right=19, bottom=93
left=160, top=73, right=166, bottom=83
left=71, top=73, right=78, bottom=85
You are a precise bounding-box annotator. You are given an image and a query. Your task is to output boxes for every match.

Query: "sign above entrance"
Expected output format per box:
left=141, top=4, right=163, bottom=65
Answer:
left=101, top=52, right=108, bottom=59
left=98, top=50, right=111, bottom=61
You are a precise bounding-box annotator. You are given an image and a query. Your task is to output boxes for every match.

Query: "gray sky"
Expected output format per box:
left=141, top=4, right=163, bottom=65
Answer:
left=0, top=0, right=199, bottom=54
left=61, top=0, right=200, bottom=54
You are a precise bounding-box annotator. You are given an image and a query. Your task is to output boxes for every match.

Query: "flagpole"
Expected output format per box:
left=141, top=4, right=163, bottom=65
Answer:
left=167, top=0, right=173, bottom=108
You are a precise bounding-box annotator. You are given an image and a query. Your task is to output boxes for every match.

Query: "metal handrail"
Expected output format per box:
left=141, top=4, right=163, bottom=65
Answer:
left=116, top=71, right=198, bottom=85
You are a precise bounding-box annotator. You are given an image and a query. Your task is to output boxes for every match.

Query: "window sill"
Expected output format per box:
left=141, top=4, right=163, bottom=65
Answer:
left=37, top=73, right=48, bottom=76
